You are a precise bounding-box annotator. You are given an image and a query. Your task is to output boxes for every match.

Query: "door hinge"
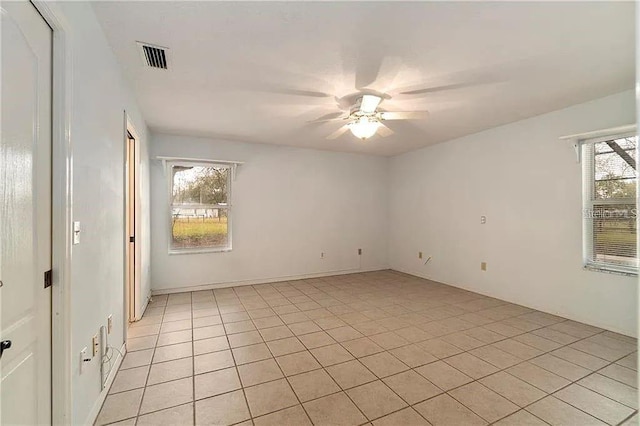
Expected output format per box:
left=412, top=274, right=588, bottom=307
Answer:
left=44, top=269, right=52, bottom=288
left=129, top=236, right=135, bottom=243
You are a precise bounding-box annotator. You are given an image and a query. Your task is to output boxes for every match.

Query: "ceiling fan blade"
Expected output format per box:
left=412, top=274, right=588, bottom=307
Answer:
left=326, top=124, right=350, bottom=140
left=380, top=111, right=430, bottom=120
left=360, top=95, right=382, bottom=114
left=399, top=82, right=478, bottom=96
left=377, top=123, right=394, bottom=138
left=243, top=82, right=332, bottom=98
left=307, top=111, right=347, bottom=124
left=355, top=51, right=384, bottom=90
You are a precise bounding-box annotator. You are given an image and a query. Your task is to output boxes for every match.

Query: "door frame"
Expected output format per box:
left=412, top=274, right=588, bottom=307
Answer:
left=30, top=1, right=73, bottom=424
left=124, top=115, right=142, bottom=332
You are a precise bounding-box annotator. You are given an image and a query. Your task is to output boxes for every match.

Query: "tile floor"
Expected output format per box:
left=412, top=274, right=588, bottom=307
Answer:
left=96, top=270, right=639, bottom=426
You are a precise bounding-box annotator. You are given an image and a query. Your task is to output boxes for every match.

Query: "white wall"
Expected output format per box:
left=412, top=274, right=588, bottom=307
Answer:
left=389, top=90, right=637, bottom=337
left=49, top=2, right=151, bottom=423
left=150, top=134, right=388, bottom=291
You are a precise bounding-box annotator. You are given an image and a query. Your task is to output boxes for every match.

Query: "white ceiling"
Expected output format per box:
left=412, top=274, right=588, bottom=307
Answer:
left=92, top=1, right=635, bottom=156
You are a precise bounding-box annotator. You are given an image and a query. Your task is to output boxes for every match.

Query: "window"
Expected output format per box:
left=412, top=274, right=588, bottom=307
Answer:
left=582, top=133, right=637, bottom=274
left=169, top=162, right=231, bottom=252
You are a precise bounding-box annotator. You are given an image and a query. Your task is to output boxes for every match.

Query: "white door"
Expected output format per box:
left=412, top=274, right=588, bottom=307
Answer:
left=0, top=1, right=53, bottom=425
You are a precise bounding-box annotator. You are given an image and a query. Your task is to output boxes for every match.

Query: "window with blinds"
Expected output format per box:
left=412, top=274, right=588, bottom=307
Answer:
left=582, top=133, right=638, bottom=274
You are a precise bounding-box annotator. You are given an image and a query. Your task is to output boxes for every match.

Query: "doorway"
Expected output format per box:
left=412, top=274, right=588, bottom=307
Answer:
left=0, top=1, right=53, bottom=424
left=125, top=121, right=141, bottom=326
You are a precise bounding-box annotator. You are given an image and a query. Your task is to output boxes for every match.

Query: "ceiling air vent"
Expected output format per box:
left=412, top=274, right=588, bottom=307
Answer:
left=137, top=42, right=169, bottom=70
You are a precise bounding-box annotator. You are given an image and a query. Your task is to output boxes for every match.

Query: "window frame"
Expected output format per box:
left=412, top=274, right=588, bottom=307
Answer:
left=581, top=130, right=638, bottom=276
left=167, top=160, right=233, bottom=255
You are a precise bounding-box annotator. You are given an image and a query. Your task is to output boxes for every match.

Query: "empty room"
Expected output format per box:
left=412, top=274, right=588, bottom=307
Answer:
left=1, top=1, right=638, bottom=425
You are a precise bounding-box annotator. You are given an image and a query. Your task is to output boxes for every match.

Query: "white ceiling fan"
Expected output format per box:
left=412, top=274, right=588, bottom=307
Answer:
left=312, top=94, right=429, bottom=140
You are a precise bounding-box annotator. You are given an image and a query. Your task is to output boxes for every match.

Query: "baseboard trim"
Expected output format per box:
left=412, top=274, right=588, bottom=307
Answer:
left=85, top=342, right=127, bottom=425
left=392, top=267, right=636, bottom=338
left=152, top=266, right=389, bottom=295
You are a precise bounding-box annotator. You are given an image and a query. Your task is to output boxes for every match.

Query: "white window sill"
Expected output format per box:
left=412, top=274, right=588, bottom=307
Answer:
left=583, top=265, right=638, bottom=277
left=169, top=247, right=232, bottom=255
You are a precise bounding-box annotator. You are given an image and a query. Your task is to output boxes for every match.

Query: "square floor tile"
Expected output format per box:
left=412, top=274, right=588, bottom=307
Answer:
left=513, top=333, right=562, bottom=352
left=359, top=352, right=409, bottom=378
left=238, top=358, right=283, bottom=387
left=578, top=374, right=638, bottom=410
left=449, top=382, right=518, bottom=423
left=160, top=319, right=192, bottom=334
left=194, top=349, right=235, bottom=374
left=127, top=335, right=157, bottom=352
left=139, top=377, right=193, bottom=415
left=96, top=389, right=143, bottom=425
left=555, top=384, right=635, bottom=425
left=529, top=354, right=590, bottom=381
left=109, top=365, right=149, bottom=394
left=157, top=330, right=192, bottom=347
left=479, top=371, right=546, bottom=407
left=372, top=408, right=430, bottom=426
left=153, top=342, right=192, bottom=364
left=599, top=364, right=638, bottom=388
left=121, top=349, right=153, bottom=370
left=414, top=394, right=487, bottom=426
left=193, top=325, right=225, bottom=341
left=253, top=316, right=285, bottom=329
left=193, top=336, right=229, bottom=356
left=276, top=351, right=321, bottom=376
left=195, top=390, right=250, bottom=426
left=469, top=345, right=521, bottom=369
left=137, top=403, right=194, bottom=426
left=369, top=331, right=409, bottom=350
left=444, top=353, right=498, bottom=379
left=418, top=339, right=464, bottom=358
left=194, top=367, right=241, bottom=399
left=228, top=331, right=263, bottom=348
left=347, top=380, right=407, bottom=420
left=526, top=396, right=606, bottom=425
left=310, top=344, right=354, bottom=367
left=326, top=359, right=378, bottom=389
left=507, top=362, right=570, bottom=393
left=298, top=331, right=336, bottom=349
left=493, top=410, right=547, bottom=426
left=389, top=344, right=437, bottom=368
left=260, top=325, right=294, bottom=342
left=148, top=357, right=193, bottom=385
left=341, top=337, right=385, bottom=358
left=492, top=339, right=543, bottom=360
left=288, top=369, right=340, bottom=402
left=253, top=405, right=312, bottom=426
left=383, top=370, right=442, bottom=404
left=244, top=378, right=299, bottom=417
left=551, top=346, right=610, bottom=370
left=266, top=337, right=306, bottom=357
left=288, top=321, right=322, bottom=335
left=303, top=392, right=368, bottom=426
left=415, top=360, right=473, bottom=391
left=233, top=343, right=272, bottom=365
left=224, top=320, right=256, bottom=334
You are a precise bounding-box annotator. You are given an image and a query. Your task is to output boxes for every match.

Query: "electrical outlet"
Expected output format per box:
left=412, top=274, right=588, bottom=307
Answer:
left=418, top=251, right=423, bottom=259
left=107, top=315, right=113, bottom=334
left=358, top=248, right=362, bottom=255
left=480, top=216, right=487, bottom=224
left=92, top=334, right=99, bottom=357
left=481, top=262, right=487, bottom=271
left=79, top=347, right=88, bottom=374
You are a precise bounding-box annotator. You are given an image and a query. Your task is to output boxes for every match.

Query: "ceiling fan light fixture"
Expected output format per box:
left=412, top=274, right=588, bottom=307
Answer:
left=349, top=116, right=380, bottom=140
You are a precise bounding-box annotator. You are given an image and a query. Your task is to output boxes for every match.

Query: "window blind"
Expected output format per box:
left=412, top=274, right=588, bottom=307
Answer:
left=582, top=134, right=638, bottom=273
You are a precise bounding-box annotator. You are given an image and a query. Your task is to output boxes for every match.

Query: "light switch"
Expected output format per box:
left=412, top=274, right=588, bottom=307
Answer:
left=73, top=221, right=81, bottom=245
